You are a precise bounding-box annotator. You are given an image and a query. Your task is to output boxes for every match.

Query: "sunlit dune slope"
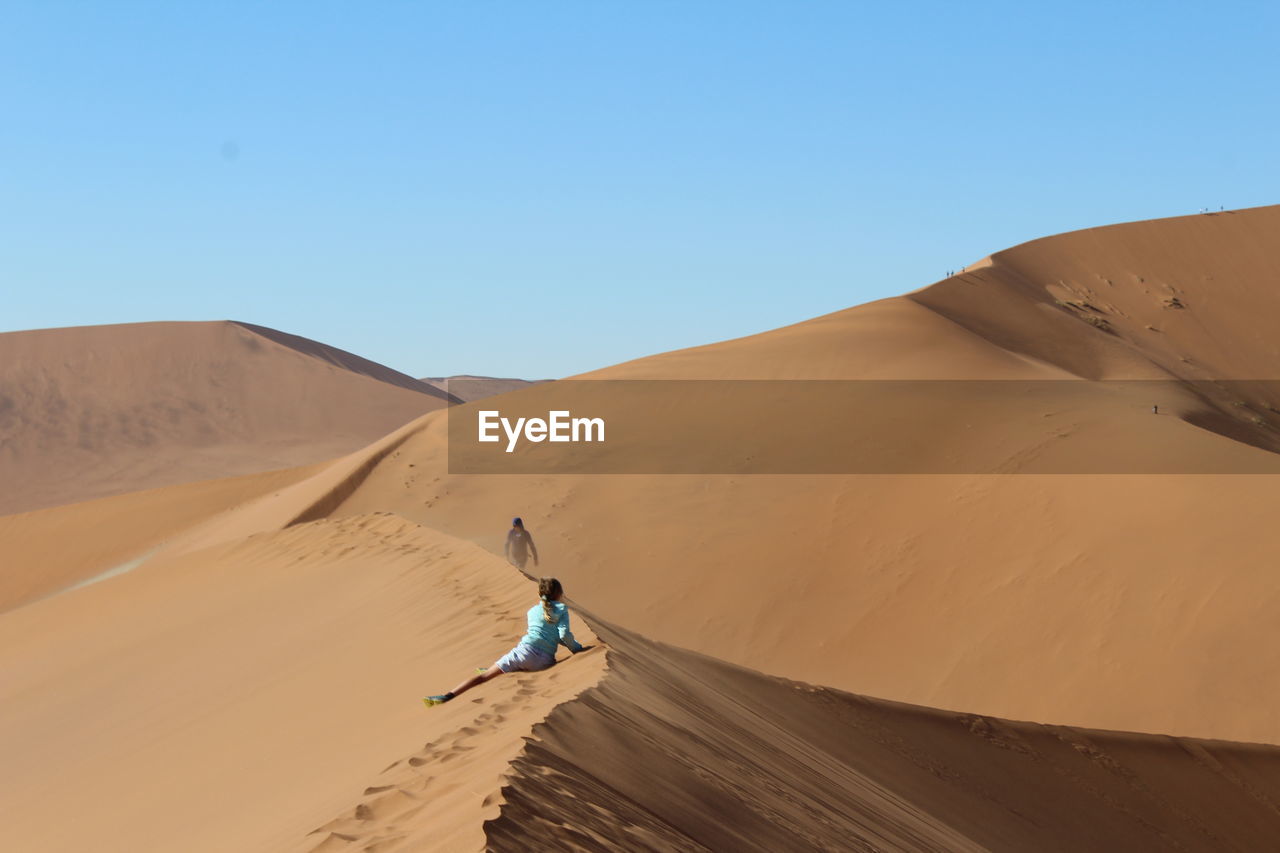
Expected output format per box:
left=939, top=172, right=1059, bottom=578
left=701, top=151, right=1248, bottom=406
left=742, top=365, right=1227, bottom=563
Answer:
left=0, top=513, right=603, bottom=853
left=0, top=320, right=450, bottom=514
left=164, top=205, right=1280, bottom=744
left=0, top=462, right=322, bottom=612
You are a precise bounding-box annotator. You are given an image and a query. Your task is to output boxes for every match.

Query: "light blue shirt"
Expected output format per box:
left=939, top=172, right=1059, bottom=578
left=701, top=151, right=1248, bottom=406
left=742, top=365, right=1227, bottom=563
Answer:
left=520, top=601, right=584, bottom=657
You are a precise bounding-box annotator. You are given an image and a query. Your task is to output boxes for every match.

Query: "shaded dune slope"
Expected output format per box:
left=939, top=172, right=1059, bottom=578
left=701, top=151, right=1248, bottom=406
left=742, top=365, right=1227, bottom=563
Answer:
left=489, top=617, right=1280, bottom=853
left=234, top=322, right=453, bottom=397
left=0, top=320, right=450, bottom=514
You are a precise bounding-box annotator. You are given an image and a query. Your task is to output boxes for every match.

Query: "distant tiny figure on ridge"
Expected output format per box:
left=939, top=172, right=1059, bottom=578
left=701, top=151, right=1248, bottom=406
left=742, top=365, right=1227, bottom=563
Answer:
left=1153, top=404, right=1159, bottom=414
left=422, top=577, right=590, bottom=707
left=505, top=517, right=539, bottom=570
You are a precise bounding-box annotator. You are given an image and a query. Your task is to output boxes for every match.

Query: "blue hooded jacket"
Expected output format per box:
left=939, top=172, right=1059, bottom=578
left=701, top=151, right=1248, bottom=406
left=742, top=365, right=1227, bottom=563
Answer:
left=520, top=600, right=583, bottom=657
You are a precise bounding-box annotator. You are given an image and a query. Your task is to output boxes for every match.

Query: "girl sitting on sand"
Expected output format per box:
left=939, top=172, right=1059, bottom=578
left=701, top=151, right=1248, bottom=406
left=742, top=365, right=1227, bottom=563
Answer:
left=423, top=577, right=589, bottom=707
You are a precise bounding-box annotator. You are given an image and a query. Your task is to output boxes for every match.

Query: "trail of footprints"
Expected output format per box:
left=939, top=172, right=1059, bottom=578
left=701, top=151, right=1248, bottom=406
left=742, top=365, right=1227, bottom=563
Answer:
left=304, top=675, right=561, bottom=853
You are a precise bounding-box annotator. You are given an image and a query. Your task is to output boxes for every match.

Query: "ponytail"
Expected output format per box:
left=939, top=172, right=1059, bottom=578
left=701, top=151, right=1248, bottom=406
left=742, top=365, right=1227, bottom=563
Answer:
left=538, top=577, right=563, bottom=623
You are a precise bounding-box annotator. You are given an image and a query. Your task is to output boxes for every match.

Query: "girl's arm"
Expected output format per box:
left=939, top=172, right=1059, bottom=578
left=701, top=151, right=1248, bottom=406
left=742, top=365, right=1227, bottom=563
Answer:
left=557, top=608, right=585, bottom=652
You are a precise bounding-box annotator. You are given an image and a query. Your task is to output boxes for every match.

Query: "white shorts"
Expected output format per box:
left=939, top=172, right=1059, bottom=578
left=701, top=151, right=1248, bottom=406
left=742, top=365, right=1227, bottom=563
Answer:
left=495, top=643, right=556, bottom=673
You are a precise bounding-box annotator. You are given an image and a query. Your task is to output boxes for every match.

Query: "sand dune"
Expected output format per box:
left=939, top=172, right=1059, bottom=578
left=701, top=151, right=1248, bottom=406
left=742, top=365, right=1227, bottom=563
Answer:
left=12, top=497, right=1280, bottom=851
left=7, top=205, right=1280, bottom=849
left=913, top=207, right=1280, bottom=385
left=0, top=320, right=450, bottom=515
left=180, top=408, right=1280, bottom=744
left=147, top=206, right=1280, bottom=744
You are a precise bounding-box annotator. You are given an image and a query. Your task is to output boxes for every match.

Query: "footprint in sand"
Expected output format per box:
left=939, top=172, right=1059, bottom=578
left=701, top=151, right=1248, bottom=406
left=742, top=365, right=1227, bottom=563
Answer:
left=308, top=698, right=523, bottom=848
left=439, top=748, right=475, bottom=764
left=363, top=788, right=423, bottom=822
left=307, top=831, right=359, bottom=852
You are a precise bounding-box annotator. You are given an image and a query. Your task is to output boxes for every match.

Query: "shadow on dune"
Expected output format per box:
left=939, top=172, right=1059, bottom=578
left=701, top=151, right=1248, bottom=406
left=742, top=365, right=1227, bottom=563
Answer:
left=487, top=613, right=1280, bottom=852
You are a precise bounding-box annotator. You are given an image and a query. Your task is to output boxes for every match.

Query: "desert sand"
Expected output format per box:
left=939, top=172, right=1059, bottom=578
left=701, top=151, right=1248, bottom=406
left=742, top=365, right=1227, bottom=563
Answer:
left=5, top=206, right=1280, bottom=850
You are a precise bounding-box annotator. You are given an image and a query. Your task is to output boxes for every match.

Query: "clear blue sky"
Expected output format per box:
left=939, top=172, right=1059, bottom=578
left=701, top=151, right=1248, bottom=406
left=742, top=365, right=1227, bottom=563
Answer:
left=3, top=2, right=1277, bottom=378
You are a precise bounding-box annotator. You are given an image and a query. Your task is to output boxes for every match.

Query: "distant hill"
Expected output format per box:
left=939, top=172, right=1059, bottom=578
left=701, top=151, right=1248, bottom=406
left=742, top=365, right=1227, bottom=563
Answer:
left=0, top=320, right=451, bottom=515
left=419, top=375, right=546, bottom=402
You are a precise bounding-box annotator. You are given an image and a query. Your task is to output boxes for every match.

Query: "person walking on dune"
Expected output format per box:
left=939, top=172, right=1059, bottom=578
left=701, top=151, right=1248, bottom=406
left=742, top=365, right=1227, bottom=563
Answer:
left=505, top=517, right=538, bottom=570
left=423, top=577, right=589, bottom=707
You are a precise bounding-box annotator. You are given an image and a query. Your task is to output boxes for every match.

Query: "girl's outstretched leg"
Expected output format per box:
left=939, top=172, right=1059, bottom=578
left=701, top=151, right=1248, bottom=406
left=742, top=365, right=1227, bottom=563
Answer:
left=424, top=664, right=503, bottom=707
left=450, top=663, right=504, bottom=697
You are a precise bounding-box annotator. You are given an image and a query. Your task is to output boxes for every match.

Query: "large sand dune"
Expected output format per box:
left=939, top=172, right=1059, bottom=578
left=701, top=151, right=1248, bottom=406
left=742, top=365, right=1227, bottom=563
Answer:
left=0, top=320, right=451, bottom=514
left=6, top=206, right=1280, bottom=849
left=147, top=206, right=1280, bottom=743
